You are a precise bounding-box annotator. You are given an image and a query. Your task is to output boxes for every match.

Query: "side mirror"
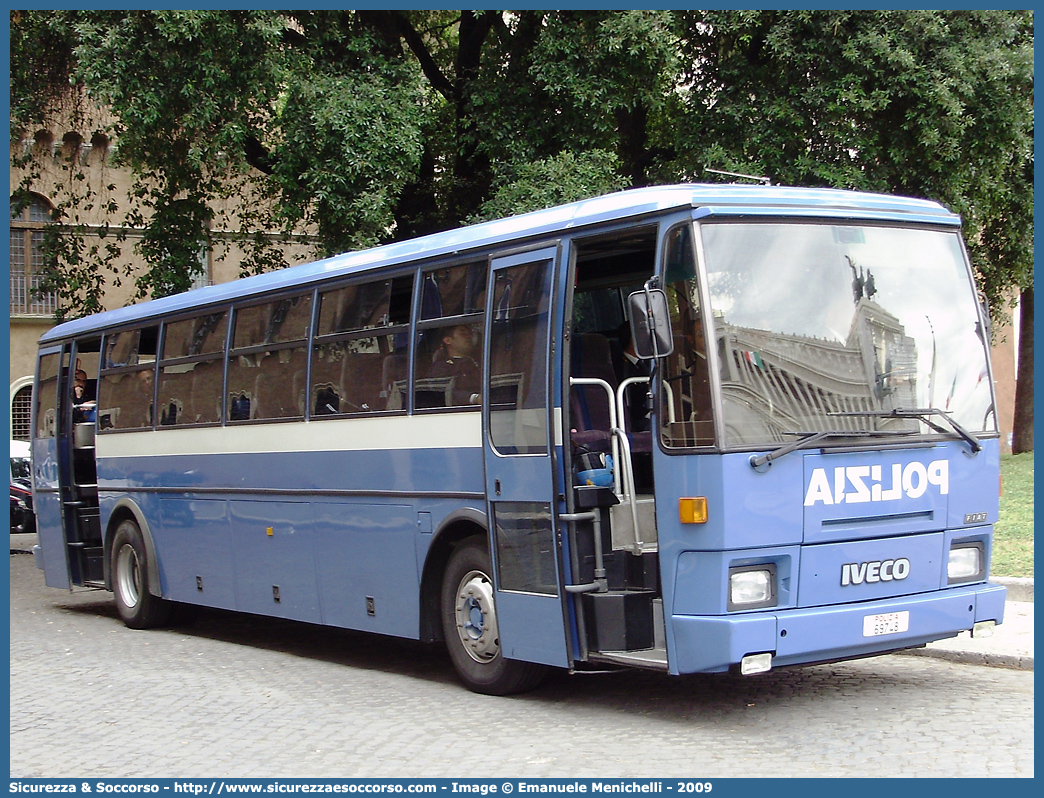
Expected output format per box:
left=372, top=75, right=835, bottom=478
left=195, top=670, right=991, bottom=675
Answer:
left=627, top=288, right=674, bottom=360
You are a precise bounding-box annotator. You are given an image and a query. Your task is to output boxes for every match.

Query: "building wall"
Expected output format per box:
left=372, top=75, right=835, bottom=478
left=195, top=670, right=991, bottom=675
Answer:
left=9, top=110, right=316, bottom=438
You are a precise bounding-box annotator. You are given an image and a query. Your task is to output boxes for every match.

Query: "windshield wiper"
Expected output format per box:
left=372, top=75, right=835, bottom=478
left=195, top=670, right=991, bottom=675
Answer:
left=749, top=429, right=909, bottom=469
left=829, top=408, right=982, bottom=454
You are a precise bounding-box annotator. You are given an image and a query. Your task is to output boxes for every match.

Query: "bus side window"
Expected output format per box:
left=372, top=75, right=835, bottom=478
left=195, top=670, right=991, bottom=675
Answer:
left=158, top=312, right=228, bottom=427
left=661, top=226, right=714, bottom=448
left=35, top=353, right=61, bottom=439
left=414, top=263, right=486, bottom=410
left=98, top=327, right=159, bottom=431
left=312, top=275, right=414, bottom=416
left=228, top=294, right=312, bottom=422
left=488, top=259, right=553, bottom=454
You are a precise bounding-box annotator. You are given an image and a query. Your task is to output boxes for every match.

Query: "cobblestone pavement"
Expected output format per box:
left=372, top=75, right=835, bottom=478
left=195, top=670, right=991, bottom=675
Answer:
left=9, top=543, right=1035, bottom=779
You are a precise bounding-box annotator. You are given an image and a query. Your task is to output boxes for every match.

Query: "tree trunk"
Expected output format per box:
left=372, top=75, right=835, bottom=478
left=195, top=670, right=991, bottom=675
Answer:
left=1011, top=284, right=1033, bottom=453
left=616, top=103, right=650, bottom=188
left=448, top=11, right=495, bottom=223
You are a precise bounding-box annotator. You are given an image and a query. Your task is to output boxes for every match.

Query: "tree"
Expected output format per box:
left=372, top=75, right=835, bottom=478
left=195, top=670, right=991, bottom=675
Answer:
left=674, top=10, right=1033, bottom=447
left=11, top=11, right=688, bottom=283
left=11, top=11, right=1032, bottom=448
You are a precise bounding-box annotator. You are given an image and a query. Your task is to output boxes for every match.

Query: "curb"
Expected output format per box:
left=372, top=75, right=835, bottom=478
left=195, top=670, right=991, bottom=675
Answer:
left=895, top=577, right=1034, bottom=671
left=994, top=576, right=1033, bottom=603
left=898, top=646, right=1034, bottom=671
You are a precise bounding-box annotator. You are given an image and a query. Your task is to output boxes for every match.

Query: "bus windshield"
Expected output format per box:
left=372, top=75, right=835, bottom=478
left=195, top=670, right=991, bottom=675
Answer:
left=671, top=222, right=995, bottom=448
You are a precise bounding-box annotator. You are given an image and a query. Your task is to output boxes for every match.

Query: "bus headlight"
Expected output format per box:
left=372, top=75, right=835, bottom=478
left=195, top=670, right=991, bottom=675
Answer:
left=728, top=564, right=777, bottom=611
left=948, top=542, right=984, bottom=584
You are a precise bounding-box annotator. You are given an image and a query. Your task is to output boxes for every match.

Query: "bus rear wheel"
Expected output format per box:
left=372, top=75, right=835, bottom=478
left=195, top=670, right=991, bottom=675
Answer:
left=111, top=519, right=172, bottom=629
left=440, top=537, right=547, bottom=695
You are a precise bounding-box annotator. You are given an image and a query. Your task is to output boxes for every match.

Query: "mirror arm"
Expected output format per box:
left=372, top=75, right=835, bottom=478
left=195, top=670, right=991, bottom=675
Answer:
left=643, top=281, right=661, bottom=360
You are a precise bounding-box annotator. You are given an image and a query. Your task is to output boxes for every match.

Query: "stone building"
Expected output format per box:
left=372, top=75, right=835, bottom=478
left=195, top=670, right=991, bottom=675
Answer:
left=9, top=109, right=315, bottom=441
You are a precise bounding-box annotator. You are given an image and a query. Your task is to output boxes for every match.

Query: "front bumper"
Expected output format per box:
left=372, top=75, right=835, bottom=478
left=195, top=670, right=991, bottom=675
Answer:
left=669, top=582, right=1007, bottom=674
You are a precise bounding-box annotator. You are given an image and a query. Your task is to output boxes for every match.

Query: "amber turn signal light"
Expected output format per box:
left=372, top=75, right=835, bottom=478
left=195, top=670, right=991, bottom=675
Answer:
left=679, top=497, right=708, bottom=524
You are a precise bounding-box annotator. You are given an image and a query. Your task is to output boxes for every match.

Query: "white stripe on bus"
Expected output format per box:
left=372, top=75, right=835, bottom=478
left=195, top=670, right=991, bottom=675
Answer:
left=96, top=407, right=564, bottom=458
left=96, top=413, right=483, bottom=458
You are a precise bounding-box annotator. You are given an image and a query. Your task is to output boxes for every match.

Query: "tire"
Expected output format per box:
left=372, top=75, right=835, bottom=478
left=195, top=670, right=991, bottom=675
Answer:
left=440, top=537, right=547, bottom=695
left=110, top=519, right=172, bottom=629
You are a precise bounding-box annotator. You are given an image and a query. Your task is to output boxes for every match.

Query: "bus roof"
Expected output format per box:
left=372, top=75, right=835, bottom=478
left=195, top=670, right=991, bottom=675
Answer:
left=39, top=183, right=959, bottom=344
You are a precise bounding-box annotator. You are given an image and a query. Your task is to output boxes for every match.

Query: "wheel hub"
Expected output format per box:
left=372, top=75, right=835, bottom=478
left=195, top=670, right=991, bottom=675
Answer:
left=454, top=569, right=499, bottom=663
left=115, top=543, right=142, bottom=608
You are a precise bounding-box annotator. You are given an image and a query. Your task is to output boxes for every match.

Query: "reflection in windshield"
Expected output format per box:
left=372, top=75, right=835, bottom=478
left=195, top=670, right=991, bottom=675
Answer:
left=663, top=222, right=995, bottom=448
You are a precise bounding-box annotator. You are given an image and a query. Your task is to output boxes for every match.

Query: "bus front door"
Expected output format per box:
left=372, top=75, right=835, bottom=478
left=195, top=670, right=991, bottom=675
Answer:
left=482, top=247, right=570, bottom=668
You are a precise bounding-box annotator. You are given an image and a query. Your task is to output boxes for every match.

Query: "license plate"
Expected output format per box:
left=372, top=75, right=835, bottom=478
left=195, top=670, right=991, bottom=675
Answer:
left=862, top=610, right=909, bottom=637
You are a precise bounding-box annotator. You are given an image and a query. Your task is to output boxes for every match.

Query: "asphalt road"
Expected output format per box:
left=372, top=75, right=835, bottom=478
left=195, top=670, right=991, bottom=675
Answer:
left=9, top=536, right=1035, bottom=778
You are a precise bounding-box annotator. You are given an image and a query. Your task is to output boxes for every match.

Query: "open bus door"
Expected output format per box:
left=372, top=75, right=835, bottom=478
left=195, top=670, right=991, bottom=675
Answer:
left=32, top=345, right=72, bottom=589
left=31, top=341, right=104, bottom=589
left=482, top=246, right=571, bottom=669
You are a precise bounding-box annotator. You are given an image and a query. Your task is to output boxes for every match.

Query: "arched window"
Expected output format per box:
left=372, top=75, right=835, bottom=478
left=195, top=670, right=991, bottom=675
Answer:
left=10, top=382, right=33, bottom=441
left=10, top=193, right=58, bottom=316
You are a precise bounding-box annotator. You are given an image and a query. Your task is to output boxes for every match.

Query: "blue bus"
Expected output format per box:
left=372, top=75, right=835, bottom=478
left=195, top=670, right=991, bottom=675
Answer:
left=31, top=184, right=1005, bottom=694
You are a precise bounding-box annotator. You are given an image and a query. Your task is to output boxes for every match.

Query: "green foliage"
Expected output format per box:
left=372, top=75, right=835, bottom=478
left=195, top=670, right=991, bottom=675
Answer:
left=72, top=11, right=288, bottom=299
left=531, top=12, right=678, bottom=138
left=10, top=10, right=81, bottom=129
left=677, top=10, right=1034, bottom=323
left=992, top=453, right=1034, bottom=577
left=10, top=9, right=1033, bottom=331
left=530, top=12, right=682, bottom=185
left=272, top=68, right=427, bottom=254
left=470, top=150, right=628, bottom=223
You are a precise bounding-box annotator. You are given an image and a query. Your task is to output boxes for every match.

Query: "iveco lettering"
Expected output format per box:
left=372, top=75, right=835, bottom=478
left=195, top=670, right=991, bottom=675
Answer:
left=30, top=184, right=1005, bottom=694
left=841, top=559, right=911, bottom=586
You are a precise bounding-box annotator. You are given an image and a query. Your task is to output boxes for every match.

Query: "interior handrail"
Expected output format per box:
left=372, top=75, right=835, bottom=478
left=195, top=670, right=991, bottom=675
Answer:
left=610, top=427, right=643, bottom=553
left=569, top=377, right=620, bottom=487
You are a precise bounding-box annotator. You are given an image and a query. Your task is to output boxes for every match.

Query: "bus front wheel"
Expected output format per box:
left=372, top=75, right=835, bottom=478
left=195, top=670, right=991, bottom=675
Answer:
left=111, top=519, right=172, bottom=629
left=440, top=537, right=547, bottom=695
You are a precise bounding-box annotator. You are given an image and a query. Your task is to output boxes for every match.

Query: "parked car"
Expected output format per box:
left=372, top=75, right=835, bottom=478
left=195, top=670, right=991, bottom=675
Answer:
left=11, top=440, right=34, bottom=534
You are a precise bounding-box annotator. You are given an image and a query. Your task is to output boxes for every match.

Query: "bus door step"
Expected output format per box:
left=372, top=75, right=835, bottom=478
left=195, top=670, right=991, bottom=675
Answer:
left=582, top=589, right=656, bottom=652
left=588, top=647, right=668, bottom=671
left=68, top=544, right=105, bottom=585
left=609, top=496, right=657, bottom=553
left=75, top=509, right=101, bottom=544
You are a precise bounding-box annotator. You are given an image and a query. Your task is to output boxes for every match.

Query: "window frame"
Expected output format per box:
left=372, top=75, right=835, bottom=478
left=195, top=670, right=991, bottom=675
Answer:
left=226, top=290, right=315, bottom=424
left=412, top=261, right=487, bottom=414
left=97, top=324, right=161, bottom=433
left=310, top=272, right=415, bottom=419
left=156, top=308, right=231, bottom=429
left=10, top=194, right=58, bottom=317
